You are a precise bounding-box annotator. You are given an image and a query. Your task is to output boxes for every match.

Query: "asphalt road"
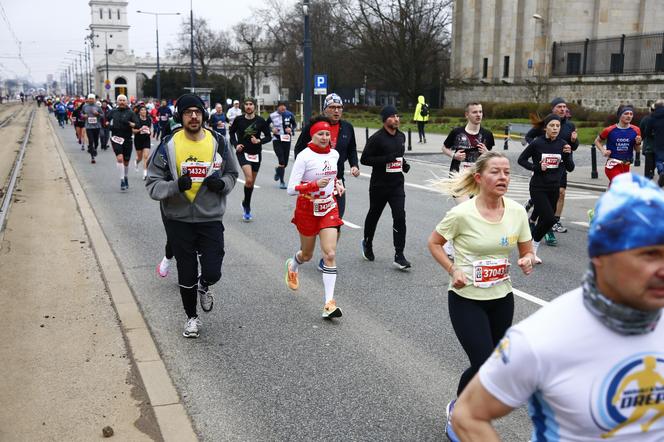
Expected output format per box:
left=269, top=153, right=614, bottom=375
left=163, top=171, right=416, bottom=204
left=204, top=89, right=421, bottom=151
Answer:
left=52, top=114, right=600, bottom=441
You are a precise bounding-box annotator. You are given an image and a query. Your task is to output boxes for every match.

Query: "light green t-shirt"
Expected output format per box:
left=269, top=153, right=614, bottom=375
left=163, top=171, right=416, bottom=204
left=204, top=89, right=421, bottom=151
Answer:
left=435, top=197, right=532, bottom=301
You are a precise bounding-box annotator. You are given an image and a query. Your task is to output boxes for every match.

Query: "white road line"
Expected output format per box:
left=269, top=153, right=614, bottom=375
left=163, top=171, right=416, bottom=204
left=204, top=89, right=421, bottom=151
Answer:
left=237, top=179, right=261, bottom=188
left=571, top=221, right=590, bottom=227
left=513, top=288, right=549, bottom=307
left=342, top=220, right=362, bottom=229
left=359, top=172, right=438, bottom=192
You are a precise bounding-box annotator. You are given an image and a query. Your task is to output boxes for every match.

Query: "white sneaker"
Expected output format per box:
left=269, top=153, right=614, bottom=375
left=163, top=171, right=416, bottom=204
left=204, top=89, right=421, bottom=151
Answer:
left=157, top=256, right=170, bottom=278
left=182, top=317, right=202, bottom=338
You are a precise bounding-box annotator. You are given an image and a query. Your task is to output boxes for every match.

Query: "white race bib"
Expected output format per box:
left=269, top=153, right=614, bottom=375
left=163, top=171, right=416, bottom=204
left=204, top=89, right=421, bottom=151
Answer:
left=606, top=158, right=624, bottom=169
left=111, top=135, right=125, bottom=145
left=386, top=157, right=403, bottom=173
left=313, top=195, right=336, bottom=217
left=216, top=121, right=225, bottom=129
left=180, top=161, right=211, bottom=183
left=244, top=153, right=260, bottom=163
left=87, top=117, right=97, bottom=124
left=541, top=153, right=561, bottom=169
left=280, top=134, right=291, bottom=142
left=472, top=258, right=510, bottom=288
left=160, top=115, right=168, bottom=121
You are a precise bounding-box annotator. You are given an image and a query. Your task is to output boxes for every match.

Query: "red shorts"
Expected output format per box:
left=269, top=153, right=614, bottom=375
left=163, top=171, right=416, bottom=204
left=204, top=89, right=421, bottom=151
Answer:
left=291, top=196, right=343, bottom=237
left=605, top=160, right=630, bottom=184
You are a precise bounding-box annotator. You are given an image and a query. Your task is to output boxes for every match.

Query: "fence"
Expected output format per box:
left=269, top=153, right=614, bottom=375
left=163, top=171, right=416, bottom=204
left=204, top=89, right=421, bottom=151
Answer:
left=551, top=32, right=664, bottom=77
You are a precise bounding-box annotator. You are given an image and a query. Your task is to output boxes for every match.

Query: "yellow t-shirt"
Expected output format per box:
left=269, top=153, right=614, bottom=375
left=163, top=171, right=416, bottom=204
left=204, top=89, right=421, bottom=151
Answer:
left=174, top=130, right=215, bottom=202
left=435, top=197, right=532, bottom=300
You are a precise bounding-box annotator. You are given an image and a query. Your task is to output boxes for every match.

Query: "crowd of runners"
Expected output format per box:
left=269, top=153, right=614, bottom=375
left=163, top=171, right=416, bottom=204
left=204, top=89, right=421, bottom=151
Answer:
left=36, top=90, right=664, bottom=441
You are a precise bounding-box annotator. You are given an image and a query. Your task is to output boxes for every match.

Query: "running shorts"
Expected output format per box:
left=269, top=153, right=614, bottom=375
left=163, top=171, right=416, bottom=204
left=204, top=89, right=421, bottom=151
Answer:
left=236, top=150, right=262, bottom=172
left=291, top=196, right=343, bottom=237
left=111, top=134, right=133, bottom=159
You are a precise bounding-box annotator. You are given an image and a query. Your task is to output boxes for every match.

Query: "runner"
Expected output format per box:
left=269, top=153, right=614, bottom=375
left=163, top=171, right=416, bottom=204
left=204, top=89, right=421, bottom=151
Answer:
left=54, top=99, right=67, bottom=128
left=518, top=114, right=575, bottom=263
left=452, top=173, right=664, bottom=442
left=595, top=104, right=642, bottom=185
left=149, top=102, right=160, bottom=139
left=360, top=105, right=412, bottom=270
left=269, top=101, right=296, bottom=189
left=81, top=94, right=102, bottom=164
left=427, top=151, right=535, bottom=442
left=226, top=99, right=242, bottom=127
left=208, top=103, right=228, bottom=137
left=132, top=105, right=152, bottom=180
left=229, top=97, right=271, bottom=221
left=441, top=101, right=495, bottom=258
left=107, top=95, right=138, bottom=191
left=157, top=99, right=173, bottom=141
left=146, top=93, right=239, bottom=338
left=284, top=116, right=344, bottom=318
left=72, top=99, right=87, bottom=149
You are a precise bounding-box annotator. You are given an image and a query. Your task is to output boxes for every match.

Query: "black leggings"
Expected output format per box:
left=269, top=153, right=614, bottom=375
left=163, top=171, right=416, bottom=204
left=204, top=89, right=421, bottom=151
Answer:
left=645, top=152, right=656, bottom=179
left=448, top=291, right=514, bottom=397
left=273, top=140, right=291, bottom=167
left=86, top=128, right=100, bottom=156
left=417, top=121, right=426, bottom=141
left=530, top=188, right=559, bottom=242
left=165, top=219, right=225, bottom=318
left=363, top=187, right=406, bottom=253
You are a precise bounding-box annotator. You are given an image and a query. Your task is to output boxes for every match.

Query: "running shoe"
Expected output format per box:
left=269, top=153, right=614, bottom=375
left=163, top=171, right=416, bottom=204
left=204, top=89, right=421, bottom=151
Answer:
left=91, top=158, right=96, bottom=164
left=393, top=253, right=412, bottom=271
left=552, top=222, right=567, bottom=233
left=182, top=317, right=202, bottom=338
left=120, top=179, right=127, bottom=191
left=322, top=300, right=342, bottom=319
left=198, top=279, right=214, bottom=312
left=533, top=255, right=543, bottom=265
left=445, top=399, right=460, bottom=442
left=285, top=258, right=299, bottom=290
left=157, top=257, right=170, bottom=278
left=279, top=182, right=287, bottom=190
left=317, top=258, right=324, bottom=272
left=273, top=167, right=279, bottom=181
left=81, top=145, right=85, bottom=151
left=242, top=203, right=253, bottom=222
left=124, top=176, right=129, bottom=190
left=545, top=231, right=557, bottom=246
left=361, top=239, right=375, bottom=261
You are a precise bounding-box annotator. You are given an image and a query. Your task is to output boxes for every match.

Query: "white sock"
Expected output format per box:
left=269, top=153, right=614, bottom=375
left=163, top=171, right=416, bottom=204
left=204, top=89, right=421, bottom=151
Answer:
left=322, top=265, right=337, bottom=304
left=117, top=162, right=124, bottom=179
left=143, top=168, right=147, bottom=177
left=124, top=165, right=129, bottom=178
left=290, top=252, right=302, bottom=272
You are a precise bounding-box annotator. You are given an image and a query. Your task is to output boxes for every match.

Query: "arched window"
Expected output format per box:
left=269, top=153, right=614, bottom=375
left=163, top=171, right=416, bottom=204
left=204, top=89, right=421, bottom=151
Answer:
left=114, top=77, right=127, bottom=85
left=108, top=8, right=111, bottom=19
left=117, top=9, right=120, bottom=20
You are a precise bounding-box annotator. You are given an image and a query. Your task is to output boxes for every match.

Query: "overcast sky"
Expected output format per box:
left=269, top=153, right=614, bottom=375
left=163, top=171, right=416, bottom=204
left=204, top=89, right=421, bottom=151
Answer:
left=0, top=0, right=295, bottom=84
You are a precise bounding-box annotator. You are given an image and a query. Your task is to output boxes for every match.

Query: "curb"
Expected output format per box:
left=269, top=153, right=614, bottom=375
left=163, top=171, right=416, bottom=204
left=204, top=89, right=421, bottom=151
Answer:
left=47, top=116, right=198, bottom=442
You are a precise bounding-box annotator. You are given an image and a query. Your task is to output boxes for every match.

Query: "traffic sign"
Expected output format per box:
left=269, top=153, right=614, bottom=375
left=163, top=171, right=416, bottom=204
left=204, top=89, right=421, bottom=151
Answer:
left=314, top=74, right=327, bottom=95
left=104, top=79, right=111, bottom=90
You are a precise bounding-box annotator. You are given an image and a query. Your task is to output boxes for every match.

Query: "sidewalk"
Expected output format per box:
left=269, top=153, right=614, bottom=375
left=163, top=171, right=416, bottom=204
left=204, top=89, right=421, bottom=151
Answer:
left=351, top=126, right=645, bottom=191
left=0, top=110, right=160, bottom=440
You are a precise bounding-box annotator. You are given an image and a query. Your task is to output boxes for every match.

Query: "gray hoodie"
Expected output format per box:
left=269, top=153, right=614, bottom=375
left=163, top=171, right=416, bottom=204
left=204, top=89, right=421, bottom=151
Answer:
left=146, top=128, right=239, bottom=222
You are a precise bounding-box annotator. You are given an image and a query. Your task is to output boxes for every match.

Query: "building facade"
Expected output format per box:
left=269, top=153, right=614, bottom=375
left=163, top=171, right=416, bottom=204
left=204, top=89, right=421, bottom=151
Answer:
left=447, top=0, right=664, bottom=110
left=88, top=0, right=281, bottom=104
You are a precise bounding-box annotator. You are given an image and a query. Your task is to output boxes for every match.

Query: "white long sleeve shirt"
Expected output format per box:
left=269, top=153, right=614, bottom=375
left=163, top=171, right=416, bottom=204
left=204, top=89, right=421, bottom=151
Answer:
left=287, top=147, right=339, bottom=199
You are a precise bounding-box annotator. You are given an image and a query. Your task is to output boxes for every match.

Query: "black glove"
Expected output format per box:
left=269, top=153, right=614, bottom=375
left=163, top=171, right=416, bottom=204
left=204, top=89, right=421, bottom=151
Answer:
left=177, top=173, right=192, bottom=192
left=203, top=173, right=225, bottom=193
left=403, top=161, right=411, bottom=173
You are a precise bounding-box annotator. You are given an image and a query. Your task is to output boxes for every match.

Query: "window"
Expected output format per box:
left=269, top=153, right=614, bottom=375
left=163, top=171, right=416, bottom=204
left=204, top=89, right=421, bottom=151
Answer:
left=566, top=53, right=581, bottom=75
left=99, top=9, right=102, bottom=19
left=262, top=85, right=270, bottom=94
left=117, top=9, right=120, bottom=20
left=656, top=53, right=664, bottom=72
left=482, top=58, right=488, bottom=78
left=610, top=53, right=624, bottom=74
left=108, top=8, right=111, bottom=19
left=503, top=56, right=510, bottom=78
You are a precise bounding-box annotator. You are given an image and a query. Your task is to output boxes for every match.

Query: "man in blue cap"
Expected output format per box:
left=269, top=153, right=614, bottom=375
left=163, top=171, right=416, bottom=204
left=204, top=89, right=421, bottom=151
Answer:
left=449, top=173, right=664, bottom=441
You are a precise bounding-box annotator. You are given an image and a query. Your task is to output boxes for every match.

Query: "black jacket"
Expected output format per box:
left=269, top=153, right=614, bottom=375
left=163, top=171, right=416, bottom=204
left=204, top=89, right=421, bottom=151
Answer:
left=518, top=135, right=575, bottom=190
left=647, top=107, right=664, bottom=159
left=360, top=127, right=408, bottom=189
left=294, top=120, right=359, bottom=179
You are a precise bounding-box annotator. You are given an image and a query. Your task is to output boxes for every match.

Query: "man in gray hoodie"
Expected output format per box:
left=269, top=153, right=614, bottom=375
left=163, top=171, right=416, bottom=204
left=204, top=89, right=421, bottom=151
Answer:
left=146, top=94, right=239, bottom=338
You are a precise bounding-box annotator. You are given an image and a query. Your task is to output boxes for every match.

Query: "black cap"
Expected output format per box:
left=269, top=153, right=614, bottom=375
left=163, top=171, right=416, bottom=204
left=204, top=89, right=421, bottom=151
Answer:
left=550, top=97, right=566, bottom=108
left=380, top=105, right=398, bottom=122
left=175, top=94, right=205, bottom=114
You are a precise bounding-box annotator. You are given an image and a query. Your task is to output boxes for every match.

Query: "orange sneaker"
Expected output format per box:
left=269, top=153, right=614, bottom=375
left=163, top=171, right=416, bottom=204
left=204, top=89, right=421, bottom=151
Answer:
left=285, top=258, right=299, bottom=290
left=322, top=299, right=342, bottom=318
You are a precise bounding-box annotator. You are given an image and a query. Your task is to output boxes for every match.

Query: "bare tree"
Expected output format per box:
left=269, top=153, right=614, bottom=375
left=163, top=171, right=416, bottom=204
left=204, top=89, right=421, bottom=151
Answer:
left=171, top=16, right=228, bottom=80
left=231, top=22, right=276, bottom=98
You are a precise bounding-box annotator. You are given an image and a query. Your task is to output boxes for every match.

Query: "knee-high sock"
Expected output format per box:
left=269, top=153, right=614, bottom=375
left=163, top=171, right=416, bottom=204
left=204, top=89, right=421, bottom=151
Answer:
left=124, top=165, right=129, bottom=178
left=290, top=251, right=302, bottom=272
left=322, top=265, right=337, bottom=303
left=243, top=186, right=254, bottom=209
left=117, top=162, right=124, bottom=179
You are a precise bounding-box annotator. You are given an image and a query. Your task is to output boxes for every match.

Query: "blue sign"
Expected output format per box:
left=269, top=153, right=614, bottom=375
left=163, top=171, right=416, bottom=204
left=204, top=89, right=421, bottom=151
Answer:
left=314, top=74, right=327, bottom=95
left=528, top=59, right=533, bottom=69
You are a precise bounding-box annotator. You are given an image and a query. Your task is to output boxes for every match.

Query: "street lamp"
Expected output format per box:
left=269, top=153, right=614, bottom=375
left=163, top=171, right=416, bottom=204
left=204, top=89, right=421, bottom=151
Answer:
left=532, top=13, right=548, bottom=76
left=89, top=30, right=114, bottom=100
left=137, top=10, right=180, bottom=101
left=303, top=0, right=312, bottom=121
left=68, top=50, right=86, bottom=95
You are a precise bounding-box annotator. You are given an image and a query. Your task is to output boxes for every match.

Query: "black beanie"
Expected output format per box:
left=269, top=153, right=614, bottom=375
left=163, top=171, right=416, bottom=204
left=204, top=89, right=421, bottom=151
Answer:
left=550, top=97, right=566, bottom=108
left=380, top=105, right=398, bottom=122
left=543, top=113, right=562, bottom=126
left=176, top=94, right=205, bottom=114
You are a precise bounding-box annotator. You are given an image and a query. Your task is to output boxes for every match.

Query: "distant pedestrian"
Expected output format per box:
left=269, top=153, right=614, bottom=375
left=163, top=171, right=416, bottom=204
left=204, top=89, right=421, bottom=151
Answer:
left=413, top=95, right=429, bottom=143
left=595, top=104, right=642, bottom=185
left=226, top=100, right=242, bottom=126
left=640, top=103, right=656, bottom=180
left=645, top=99, right=664, bottom=187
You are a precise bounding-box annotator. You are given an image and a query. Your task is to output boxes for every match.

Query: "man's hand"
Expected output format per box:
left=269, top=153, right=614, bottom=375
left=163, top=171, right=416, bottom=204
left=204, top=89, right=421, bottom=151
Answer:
left=285, top=127, right=292, bottom=134
left=540, top=161, right=548, bottom=171
left=571, top=131, right=578, bottom=142
left=563, top=144, right=572, bottom=154
left=203, top=173, right=225, bottom=193
left=635, top=135, right=642, bottom=145
left=177, top=172, right=192, bottom=192
left=236, top=144, right=244, bottom=153
left=454, top=150, right=466, bottom=161
left=403, top=161, right=411, bottom=173
left=603, top=149, right=611, bottom=158
left=250, top=135, right=260, bottom=144
left=477, top=142, right=488, bottom=154
left=272, top=127, right=279, bottom=135
left=350, top=166, right=360, bottom=177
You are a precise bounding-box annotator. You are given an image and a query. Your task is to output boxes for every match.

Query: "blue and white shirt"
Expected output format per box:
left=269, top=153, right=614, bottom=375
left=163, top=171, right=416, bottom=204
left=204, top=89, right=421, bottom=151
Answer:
left=269, top=110, right=296, bottom=141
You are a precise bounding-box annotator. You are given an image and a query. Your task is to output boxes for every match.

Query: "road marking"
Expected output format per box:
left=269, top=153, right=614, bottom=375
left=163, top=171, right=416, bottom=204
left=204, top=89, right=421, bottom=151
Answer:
left=513, top=288, right=549, bottom=307
left=237, top=179, right=260, bottom=188
left=571, top=221, right=590, bottom=227
left=343, top=219, right=361, bottom=229
left=359, top=172, right=437, bottom=192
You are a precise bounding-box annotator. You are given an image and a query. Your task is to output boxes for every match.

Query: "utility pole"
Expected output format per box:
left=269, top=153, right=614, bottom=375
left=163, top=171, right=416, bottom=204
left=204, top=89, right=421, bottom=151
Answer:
left=303, top=0, right=312, bottom=121
left=190, top=0, right=195, bottom=90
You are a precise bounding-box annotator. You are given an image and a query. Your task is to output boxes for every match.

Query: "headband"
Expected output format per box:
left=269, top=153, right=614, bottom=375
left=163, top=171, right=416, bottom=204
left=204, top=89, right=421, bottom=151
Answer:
left=310, top=121, right=331, bottom=137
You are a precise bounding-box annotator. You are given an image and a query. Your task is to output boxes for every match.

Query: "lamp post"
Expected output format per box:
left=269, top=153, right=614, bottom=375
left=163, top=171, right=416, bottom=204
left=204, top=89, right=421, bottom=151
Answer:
left=137, top=10, right=181, bottom=101
left=68, top=50, right=86, bottom=95
left=532, top=13, right=548, bottom=77
left=303, top=0, right=312, bottom=121
left=190, top=0, right=195, bottom=90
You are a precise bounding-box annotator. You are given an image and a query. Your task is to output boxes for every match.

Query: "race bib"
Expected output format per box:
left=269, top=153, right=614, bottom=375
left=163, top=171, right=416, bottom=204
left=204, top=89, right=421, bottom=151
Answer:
left=459, top=161, right=474, bottom=171
left=244, top=153, right=260, bottom=163
left=606, top=158, right=624, bottom=169
left=180, top=161, right=211, bottom=183
left=472, top=258, right=510, bottom=288
left=87, top=117, right=97, bottom=124
left=216, top=121, right=225, bottom=129
left=313, top=195, right=336, bottom=217
left=160, top=115, right=168, bottom=121
left=386, top=157, right=403, bottom=173
left=541, top=153, right=561, bottom=169
left=111, top=135, right=125, bottom=145
left=280, top=134, right=291, bottom=142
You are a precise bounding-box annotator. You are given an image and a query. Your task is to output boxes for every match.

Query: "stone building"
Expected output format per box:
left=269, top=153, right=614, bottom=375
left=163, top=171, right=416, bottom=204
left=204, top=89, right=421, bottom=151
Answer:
left=87, top=0, right=281, bottom=104
left=446, top=0, right=664, bottom=110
